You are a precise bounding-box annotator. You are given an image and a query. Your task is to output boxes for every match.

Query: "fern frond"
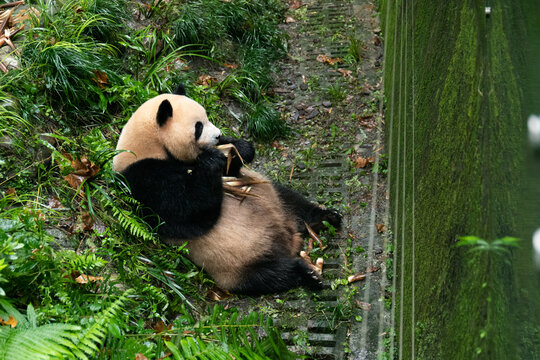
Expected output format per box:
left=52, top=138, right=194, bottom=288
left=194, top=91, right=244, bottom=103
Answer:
left=70, top=289, right=134, bottom=360
left=0, top=323, right=81, bottom=360
left=0, top=299, right=28, bottom=329
left=107, top=201, right=156, bottom=242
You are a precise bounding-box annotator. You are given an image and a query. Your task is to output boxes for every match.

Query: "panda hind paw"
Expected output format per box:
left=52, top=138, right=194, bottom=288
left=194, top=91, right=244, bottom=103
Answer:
left=321, top=208, right=342, bottom=228
left=307, top=208, right=342, bottom=233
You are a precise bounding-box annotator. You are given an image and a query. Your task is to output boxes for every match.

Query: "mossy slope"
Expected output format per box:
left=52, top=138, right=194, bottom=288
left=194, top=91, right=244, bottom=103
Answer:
left=381, top=0, right=533, bottom=358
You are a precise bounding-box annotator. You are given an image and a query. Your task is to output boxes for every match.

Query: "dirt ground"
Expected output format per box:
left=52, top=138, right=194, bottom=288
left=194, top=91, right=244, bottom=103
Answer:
left=222, top=1, right=391, bottom=359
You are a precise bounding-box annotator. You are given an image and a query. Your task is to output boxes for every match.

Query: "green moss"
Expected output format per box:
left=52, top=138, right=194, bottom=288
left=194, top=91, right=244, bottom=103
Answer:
left=383, top=0, right=528, bottom=358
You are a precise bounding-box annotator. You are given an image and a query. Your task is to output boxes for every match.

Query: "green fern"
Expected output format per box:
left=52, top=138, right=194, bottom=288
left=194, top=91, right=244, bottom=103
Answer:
left=0, top=323, right=81, bottom=360
left=169, top=305, right=296, bottom=360
left=70, top=289, right=134, bottom=359
left=107, top=201, right=156, bottom=242
left=59, top=251, right=108, bottom=273
left=0, top=301, right=81, bottom=360
left=0, top=290, right=134, bottom=360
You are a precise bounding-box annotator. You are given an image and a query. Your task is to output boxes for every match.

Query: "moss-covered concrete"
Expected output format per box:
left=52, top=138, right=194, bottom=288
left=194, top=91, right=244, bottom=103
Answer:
left=381, top=0, right=537, bottom=358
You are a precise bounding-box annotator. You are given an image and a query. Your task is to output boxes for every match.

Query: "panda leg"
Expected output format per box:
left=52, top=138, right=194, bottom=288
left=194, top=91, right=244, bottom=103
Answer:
left=232, top=257, right=323, bottom=296
left=273, top=183, right=342, bottom=233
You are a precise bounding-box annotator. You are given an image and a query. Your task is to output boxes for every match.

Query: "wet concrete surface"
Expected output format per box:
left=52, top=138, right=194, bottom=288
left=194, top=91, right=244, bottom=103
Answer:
left=223, top=0, right=391, bottom=358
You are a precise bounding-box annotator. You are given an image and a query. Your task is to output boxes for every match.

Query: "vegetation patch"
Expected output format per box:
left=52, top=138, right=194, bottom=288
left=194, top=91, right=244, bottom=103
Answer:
left=0, top=0, right=298, bottom=357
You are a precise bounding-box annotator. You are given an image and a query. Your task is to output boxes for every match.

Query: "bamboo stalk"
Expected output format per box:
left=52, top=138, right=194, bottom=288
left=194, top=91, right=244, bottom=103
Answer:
left=0, top=1, right=24, bottom=10
left=304, top=222, right=326, bottom=250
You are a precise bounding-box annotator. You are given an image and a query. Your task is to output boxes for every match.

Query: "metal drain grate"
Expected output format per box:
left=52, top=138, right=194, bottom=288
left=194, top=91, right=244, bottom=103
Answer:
left=279, top=155, right=351, bottom=360
left=266, top=0, right=389, bottom=358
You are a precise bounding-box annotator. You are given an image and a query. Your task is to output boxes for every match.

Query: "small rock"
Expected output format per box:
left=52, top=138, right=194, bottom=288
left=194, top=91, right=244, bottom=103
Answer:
left=273, top=88, right=290, bottom=94
left=0, top=136, right=14, bottom=152
left=305, top=108, right=319, bottom=120
left=322, top=101, right=332, bottom=108
left=300, top=83, right=308, bottom=91
left=290, top=112, right=300, bottom=122
left=288, top=83, right=297, bottom=90
left=289, top=93, right=295, bottom=100
left=295, top=103, right=306, bottom=110
left=297, top=162, right=306, bottom=170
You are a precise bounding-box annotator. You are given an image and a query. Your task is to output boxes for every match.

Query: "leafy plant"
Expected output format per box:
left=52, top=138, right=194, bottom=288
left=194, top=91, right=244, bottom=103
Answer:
left=345, top=33, right=363, bottom=64
left=325, top=84, right=347, bottom=103
left=456, top=236, right=520, bottom=258
left=167, top=305, right=297, bottom=360
left=246, top=102, right=289, bottom=141
left=0, top=290, right=133, bottom=360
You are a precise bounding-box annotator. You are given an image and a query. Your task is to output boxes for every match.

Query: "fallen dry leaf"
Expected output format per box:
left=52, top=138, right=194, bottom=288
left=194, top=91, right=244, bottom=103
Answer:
left=206, top=285, right=233, bottom=301
left=63, top=155, right=100, bottom=192
left=82, top=212, right=94, bottom=231
left=196, top=74, right=217, bottom=86
left=355, top=300, right=372, bottom=310
left=285, top=15, right=296, bottom=23
left=6, top=188, right=16, bottom=197
left=75, top=274, right=104, bottom=284
left=271, top=140, right=285, bottom=150
left=92, top=70, right=109, bottom=89
left=337, top=68, right=352, bottom=77
left=48, top=196, right=63, bottom=209
left=151, top=320, right=173, bottom=341
left=352, top=156, right=375, bottom=168
left=289, top=0, right=303, bottom=10
left=70, top=156, right=100, bottom=177
left=358, top=117, right=377, bottom=129
left=316, top=54, right=343, bottom=66
left=373, top=36, right=381, bottom=46
left=12, top=7, right=40, bottom=24
left=348, top=273, right=367, bottom=283
left=0, top=316, right=17, bottom=328
left=164, top=58, right=188, bottom=72
left=376, top=223, right=386, bottom=233
left=64, top=173, right=86, bottom=191
left=224, top=63, right=238, bottom=69
left=366, top=265, right=380, bottom=273
left=135, top=354, right=149, bottom=360
left=152, top=320, right=171, bottom=333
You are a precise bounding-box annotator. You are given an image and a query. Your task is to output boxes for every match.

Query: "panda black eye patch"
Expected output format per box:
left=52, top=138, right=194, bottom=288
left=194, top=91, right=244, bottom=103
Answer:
left=195, top=121, right=203, bottom=140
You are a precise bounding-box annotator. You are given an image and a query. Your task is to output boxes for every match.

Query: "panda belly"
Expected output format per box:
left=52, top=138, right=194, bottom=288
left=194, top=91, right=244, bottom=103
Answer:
left=185, top=170, right=303, bottom=290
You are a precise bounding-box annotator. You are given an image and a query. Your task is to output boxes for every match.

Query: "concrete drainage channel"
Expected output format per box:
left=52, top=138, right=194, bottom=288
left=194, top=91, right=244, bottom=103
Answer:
left=227, top=0, right=390, bottom=358
left=282, top=155, right=352, bottom=360
left=277, top=0, right=390, bottom=358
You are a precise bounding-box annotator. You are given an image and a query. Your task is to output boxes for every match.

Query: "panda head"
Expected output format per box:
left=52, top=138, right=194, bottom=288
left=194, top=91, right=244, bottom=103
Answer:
left=114, top=89, right=221, bottom=172
left=156, top=95, right=221, bottom=161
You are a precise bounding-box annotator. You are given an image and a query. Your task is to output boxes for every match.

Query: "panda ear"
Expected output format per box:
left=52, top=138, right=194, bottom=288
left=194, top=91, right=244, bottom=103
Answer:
left=157, top=99, right=173, bottom=127
left=173, top=84, right=186, bottom=96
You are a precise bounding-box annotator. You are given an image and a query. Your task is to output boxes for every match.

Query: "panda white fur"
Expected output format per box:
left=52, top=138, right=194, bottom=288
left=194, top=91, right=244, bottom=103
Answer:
left=113, top=85, right=341, bottom=295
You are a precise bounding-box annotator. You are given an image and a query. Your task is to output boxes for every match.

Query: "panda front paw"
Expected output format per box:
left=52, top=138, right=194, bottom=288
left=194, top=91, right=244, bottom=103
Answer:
left=231, top=139, right=255, bottom=164
left=198, top=147, right=227, bottom=174
left=218, top=137, right=255, bottom=164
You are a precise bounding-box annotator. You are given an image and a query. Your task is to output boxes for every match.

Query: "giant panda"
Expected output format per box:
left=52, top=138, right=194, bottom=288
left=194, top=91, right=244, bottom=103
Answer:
left=113, top=85, right=342, bottom=295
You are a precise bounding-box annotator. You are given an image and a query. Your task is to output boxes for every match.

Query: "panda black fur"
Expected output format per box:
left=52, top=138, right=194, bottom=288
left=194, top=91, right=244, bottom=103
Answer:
left=114, top=87, right=341, bottom=295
